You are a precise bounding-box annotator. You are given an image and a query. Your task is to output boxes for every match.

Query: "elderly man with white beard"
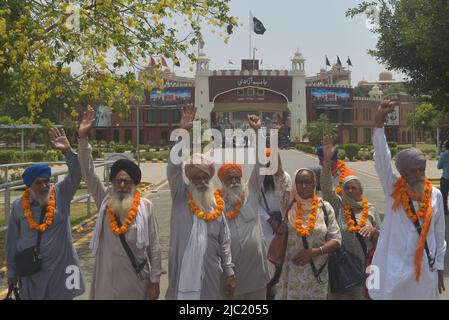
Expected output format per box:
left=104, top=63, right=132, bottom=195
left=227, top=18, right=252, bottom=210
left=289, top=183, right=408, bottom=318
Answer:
left=77, top=108, right=162, bottom=300
left=217, top=114, right=280, bottom=300
left=5, top=128, right=85, bottom=300
left=165, top=104, right=235, bottom=300
left=370, top=100, right=446, bottom=300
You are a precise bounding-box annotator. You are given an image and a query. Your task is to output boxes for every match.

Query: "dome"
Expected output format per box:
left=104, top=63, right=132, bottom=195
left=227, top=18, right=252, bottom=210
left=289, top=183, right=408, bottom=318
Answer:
left=379, top=69, right=393, bottom=81
left=357, top=79, right=368, bottom=86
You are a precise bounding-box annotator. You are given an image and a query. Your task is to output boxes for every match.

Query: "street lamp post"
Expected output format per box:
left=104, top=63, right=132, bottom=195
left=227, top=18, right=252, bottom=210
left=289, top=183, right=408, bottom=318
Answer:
left=136, top=105, right=141, bottom=168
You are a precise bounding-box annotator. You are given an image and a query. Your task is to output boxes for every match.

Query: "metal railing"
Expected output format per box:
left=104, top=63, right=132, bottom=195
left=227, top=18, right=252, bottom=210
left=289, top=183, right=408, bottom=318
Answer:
left=0, top=160, right=114, bottom=233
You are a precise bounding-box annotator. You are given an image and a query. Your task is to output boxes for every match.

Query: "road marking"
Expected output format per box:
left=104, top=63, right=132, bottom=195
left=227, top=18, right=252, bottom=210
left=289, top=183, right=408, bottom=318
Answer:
left=148, top=180, right=169, bottom=194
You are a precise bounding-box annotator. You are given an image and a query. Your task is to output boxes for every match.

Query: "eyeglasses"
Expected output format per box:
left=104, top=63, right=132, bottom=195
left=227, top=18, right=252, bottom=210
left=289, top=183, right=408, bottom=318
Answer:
left=296, top=180, right=315, bottom=186
left=111, top=179, right=134, bottom=187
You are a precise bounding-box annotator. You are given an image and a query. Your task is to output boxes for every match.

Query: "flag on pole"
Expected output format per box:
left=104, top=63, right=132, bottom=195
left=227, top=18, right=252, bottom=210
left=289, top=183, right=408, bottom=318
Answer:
left=228, top=59, right=234, bottom=65
left=161, top=57, right=169, bottom=68
left=325, top=56, right=331, bottom=67
left=336, top=56, right=342, bottom=66
left=347, top=57, right=353, bottom=67
left=253, top=16, right=266, bottom=35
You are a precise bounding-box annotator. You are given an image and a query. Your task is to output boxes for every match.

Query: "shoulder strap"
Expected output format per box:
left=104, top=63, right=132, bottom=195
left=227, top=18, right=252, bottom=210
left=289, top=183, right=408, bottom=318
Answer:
left=36, top=206, right=47, bottom=254
left=115, top=215, right=147, bottom=275
left=350, top=209, right=368, bottom=257
left=301, top=236, right=328, bottom=284
left=321, top=201, right=329, bottom=227
left=408, top=198, right=435, bottom=270
left=261, top=188, right=273, bottom=217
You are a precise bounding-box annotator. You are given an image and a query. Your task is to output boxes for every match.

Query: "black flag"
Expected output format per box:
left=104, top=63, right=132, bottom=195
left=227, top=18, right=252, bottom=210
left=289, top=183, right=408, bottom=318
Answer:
left=325, top=56, right=331, bottom=67
left=337, top=56, right=342, bottom=66
left=253, top=17, right=266, bottom=35
left=347, top=57, right=353, bottom=67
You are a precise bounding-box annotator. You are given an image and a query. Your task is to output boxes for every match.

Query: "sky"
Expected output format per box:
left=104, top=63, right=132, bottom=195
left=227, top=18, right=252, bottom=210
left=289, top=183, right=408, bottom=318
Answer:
left=173, top=0, right=404, bottom=85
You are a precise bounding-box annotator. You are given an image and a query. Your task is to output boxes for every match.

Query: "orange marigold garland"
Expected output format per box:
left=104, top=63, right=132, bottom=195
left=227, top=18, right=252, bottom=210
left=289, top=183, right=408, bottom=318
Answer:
left=332, top=160, right=352, bottom=195
left=188, top=189, right=224, bottom=222
left=22, top=188, right=56, bottom=232
left=390, top=176, right=433, bottom=281
left=344, top=198, right=369, bottom=233
left=295, top=194, right=319, bottom=237
left=107, top=191, right=141, bottom=235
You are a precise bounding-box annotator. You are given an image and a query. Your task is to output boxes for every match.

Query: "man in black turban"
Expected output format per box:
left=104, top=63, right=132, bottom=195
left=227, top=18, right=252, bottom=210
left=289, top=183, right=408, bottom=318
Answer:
left=77, top=108, right=162, bottom=300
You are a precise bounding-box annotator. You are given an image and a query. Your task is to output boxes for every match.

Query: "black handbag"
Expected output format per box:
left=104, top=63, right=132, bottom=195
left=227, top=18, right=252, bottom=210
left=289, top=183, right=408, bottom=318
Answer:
left=4, top=285, right=21, bottom=300
left=324, top=206, right=365, bottom=293
left=14, top=206, right=46, bottom=277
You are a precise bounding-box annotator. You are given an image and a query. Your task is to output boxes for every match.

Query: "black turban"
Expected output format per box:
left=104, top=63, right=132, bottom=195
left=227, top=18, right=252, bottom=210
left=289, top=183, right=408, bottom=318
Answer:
left=109, top=159, right=141, bottom=185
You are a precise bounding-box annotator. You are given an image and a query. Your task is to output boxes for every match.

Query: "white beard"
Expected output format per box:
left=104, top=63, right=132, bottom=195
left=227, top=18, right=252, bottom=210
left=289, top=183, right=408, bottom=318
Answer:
left=30, top=189, right=50, bottom=207
left=110, top=186, right=135, bottom=219
left=188, top=182, right=215, bottom=213
left=222, top=183, right=245, bottom=207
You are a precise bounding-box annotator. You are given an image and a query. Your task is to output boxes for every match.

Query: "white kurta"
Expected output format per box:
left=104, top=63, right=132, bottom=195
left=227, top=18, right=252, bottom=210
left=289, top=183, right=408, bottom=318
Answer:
left=370, top=128, right=446, bottom=300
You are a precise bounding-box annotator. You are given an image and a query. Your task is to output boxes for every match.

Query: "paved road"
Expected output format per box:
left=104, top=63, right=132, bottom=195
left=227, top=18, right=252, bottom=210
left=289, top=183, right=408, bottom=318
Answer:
left=1, top=149, right=448, bottom=299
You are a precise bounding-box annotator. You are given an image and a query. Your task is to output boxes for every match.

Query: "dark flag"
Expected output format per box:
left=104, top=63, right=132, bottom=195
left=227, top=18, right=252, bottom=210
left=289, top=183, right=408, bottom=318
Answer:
left=253, top=17, right=266, bottom=35
left=337, top=56, right=342, bottom=66
left=347, top=57, right=353, bottom=67
left=325, top=56, right=331, bottom=67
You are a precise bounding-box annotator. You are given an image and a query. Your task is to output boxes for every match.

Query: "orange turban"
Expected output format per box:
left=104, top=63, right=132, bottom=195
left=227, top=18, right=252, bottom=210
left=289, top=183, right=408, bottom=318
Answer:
left=218, top=162, right=242, bottom=182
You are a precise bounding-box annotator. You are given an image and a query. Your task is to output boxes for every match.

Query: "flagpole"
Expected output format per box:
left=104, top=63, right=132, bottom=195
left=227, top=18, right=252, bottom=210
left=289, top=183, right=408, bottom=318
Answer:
left=249, top=11, right=252, bottom=59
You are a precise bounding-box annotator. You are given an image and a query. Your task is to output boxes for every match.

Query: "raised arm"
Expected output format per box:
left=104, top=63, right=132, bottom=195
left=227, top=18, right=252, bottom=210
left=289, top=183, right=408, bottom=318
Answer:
left=167, top=104, right=196, bottom=199
left=49, top=128, right=82, bottom=202
left=247, top=114, right=266, bottom=194
left=77, top=107, right=107, bottom=209
left=373, top=101, right=398, bottom=195
left=320, top=136, right=342, bottom=212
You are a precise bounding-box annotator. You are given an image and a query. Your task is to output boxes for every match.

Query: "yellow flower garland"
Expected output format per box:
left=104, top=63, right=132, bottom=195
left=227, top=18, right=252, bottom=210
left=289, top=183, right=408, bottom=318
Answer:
left=188, top=189, right=224, bottom=221
left=295, top=194, right=319, bottom=237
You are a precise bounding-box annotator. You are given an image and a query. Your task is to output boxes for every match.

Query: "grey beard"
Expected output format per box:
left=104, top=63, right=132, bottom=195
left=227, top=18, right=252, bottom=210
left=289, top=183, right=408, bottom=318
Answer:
left=30, top=189, right=50, bottom=207
left=188, top=182, right=215, bottom=212
left=223, top=184, right=245, bottom=207
left=110, top=187, right=135, bottom=218
left=409, top=181, right=425, bottom=196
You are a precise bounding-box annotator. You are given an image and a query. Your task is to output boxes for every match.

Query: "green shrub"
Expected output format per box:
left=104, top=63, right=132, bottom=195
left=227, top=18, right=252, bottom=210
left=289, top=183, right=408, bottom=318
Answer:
left=338, top=149, right=346, bottom=160
left=46, top=150, right=62, bottom=162
left=356, top=150, right=374, bottom=161
left=397, top=145, right=409, bottom=151
left=387, top=141, right=397, bottom=148
left=295, top=144, right=315, bottom=154
left=343, top=144, right=361, bottom=161
left=114, top=145, right=127, bottom=153
left=390, top=147, right=398, bottom=158
left=23, top=150, right=45, bottom=162
left=0, top=150, right=17, bottom=164
left=92, top=148, right=101, bottom=160
left=154, top=150, right=169, bottom=160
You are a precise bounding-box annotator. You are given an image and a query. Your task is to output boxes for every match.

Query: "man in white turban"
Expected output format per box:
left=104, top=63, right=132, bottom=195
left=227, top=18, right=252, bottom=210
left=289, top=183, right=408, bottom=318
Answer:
left=370, top=100, right=446, bottom=300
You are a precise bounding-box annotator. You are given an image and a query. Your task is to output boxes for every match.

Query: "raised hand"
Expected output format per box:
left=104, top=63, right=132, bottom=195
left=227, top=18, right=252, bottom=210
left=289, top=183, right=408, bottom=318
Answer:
left=248, top=114, right=261, bottom=131
left=78, top=107, right=96, bottom=139
left=322, top=135, right=337, bottom=162
left=375, top=100, right=398, bottom=128
left=49, top=127, right=71, bottom=153
left=180, top=103, right=197, bottom=131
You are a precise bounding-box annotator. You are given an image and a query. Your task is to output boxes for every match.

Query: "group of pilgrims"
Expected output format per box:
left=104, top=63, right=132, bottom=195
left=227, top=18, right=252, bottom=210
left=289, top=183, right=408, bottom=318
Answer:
left=5, top=100, right=446, bottom=300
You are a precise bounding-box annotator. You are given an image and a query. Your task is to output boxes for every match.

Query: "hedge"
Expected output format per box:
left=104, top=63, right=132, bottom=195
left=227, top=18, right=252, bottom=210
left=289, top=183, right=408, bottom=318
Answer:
left=343, top=144, right=361, bottom=161
left=0, top=150, right=18, bottom=164
left=295, top=144, right=315, bottom=154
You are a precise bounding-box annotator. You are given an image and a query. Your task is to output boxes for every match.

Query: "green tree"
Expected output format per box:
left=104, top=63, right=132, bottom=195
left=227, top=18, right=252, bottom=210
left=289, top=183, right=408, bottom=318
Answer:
left=303, top=120, right=337, bottom=146
left=346, top=0, right=449, bottom=111
left=0, top=1, right=238, bottom=120
left=407, top=103, right=449, bottom=144
left=353, top=85, right=371, bottom=97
